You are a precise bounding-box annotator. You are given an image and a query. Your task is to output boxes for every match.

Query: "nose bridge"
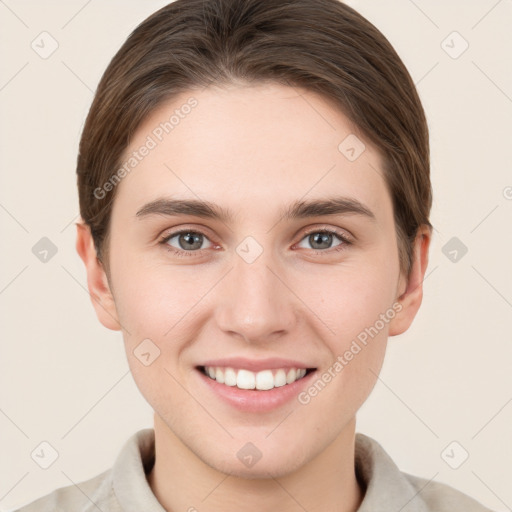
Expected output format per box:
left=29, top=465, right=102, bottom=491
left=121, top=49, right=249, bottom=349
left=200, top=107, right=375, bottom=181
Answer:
left=215, top=242, right=296, bottom=343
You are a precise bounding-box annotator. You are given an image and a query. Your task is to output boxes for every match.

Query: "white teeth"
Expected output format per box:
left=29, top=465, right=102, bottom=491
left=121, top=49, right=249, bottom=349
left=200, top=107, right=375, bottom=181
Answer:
left=237, top=369, right=255, bottom=389
left=215, top=367, right=225, bottom=384
left=202, top=366, right=309, bottom=390
left=255, top=370, right=274, bottom=390
left=286, top=368, right=297, bottom=384
left=274, top=369, right=287, bottom=387
left=224, top=367, right=237, bottom=386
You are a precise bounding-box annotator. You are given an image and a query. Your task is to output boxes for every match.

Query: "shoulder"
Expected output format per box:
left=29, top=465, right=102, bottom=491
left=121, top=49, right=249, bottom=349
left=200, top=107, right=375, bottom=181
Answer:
left=13, top=468, right=119, bottom=512
left=403, top=472, right=494, bottom=512
left=13, top=428, right=155, bottom=512
left=355, top=433, right=495, bottom=512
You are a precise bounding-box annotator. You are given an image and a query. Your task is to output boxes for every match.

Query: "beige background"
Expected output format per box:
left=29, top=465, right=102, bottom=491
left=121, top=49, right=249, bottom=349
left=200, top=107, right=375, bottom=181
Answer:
left=1, top=0, right=511, bottom=510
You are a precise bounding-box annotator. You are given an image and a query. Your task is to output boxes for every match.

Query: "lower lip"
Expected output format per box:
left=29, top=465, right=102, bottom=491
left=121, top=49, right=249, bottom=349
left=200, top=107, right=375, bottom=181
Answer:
left=195, top=368, right=317, bottom=413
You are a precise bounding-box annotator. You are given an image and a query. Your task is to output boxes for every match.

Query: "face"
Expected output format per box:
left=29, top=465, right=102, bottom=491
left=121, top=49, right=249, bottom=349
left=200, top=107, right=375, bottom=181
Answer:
left=78, top=83, right=427, bottom=478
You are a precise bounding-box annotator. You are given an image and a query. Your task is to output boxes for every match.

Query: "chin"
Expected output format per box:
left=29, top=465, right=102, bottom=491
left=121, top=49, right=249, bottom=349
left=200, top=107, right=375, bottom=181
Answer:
left=204, top=445, right=309, bottom=480
left=214, top=462, right=301, bottom=480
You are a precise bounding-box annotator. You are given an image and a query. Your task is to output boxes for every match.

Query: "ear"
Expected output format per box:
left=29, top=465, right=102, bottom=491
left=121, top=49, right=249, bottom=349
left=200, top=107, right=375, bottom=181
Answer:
left=388, top=225, right=432, bottom=336
left=75, top=221, right=121, bottom=331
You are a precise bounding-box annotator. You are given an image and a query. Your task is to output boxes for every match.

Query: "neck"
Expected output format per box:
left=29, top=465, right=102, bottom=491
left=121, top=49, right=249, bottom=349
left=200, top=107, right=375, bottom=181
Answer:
left=147, top=414, right=364, bottom=512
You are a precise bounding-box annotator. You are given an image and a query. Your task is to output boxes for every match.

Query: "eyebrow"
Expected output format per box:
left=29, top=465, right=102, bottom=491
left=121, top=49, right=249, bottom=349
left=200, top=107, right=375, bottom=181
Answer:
left=135, top=196, right=376, bottom=223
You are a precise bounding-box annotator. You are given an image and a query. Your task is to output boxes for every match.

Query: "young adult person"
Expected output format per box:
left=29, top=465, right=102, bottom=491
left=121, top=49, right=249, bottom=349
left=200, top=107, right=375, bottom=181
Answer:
left=17, top=1, right=494, bottom=510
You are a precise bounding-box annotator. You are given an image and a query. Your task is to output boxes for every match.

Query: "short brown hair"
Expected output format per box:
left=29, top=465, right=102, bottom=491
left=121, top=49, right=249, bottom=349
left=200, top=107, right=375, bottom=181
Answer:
left=77, top=0, right=433, bottom=279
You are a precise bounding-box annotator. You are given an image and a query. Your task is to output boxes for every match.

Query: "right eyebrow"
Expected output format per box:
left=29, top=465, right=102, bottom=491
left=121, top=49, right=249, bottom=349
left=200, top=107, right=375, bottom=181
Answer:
left=136, top=198, right=235, bottom=223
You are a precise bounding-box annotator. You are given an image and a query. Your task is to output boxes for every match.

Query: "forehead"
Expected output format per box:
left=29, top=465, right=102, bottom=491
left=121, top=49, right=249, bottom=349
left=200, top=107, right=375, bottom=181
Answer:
left=112, top=83, right=391, bottom=226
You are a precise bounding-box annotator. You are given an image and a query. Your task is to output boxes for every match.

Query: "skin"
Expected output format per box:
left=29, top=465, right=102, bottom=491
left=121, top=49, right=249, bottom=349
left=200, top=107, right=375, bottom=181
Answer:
left=76, top=83, right=431, bottom=512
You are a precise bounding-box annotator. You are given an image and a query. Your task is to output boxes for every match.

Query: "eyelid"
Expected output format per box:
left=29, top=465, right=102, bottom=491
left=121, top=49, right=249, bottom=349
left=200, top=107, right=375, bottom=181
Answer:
left=159, top=224, right=217, bottom=243
left=158, top=226, right=218, bottom=251
left=299, top=224, right=354, bottom=243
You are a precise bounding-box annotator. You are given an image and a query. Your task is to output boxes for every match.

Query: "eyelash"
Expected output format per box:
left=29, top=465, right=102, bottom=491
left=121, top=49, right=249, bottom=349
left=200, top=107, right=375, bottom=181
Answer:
left=158, top=227, right=352, bottom=258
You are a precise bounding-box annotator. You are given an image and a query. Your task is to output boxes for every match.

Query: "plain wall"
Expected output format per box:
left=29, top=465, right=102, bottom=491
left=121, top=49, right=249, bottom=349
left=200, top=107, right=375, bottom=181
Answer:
left=1, top=0, right=511, bottom=510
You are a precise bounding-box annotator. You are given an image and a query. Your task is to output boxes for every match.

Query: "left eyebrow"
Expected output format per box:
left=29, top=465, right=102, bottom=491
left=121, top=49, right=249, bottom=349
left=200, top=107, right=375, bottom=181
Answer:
left=280, top=197, right=376, bottom=222
left=135, top=196, right=376, bottom=223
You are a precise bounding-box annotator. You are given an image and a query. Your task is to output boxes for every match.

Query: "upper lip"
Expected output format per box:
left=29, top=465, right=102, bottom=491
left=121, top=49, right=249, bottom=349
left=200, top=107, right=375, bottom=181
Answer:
left=198, top=357, right=317, bottom=372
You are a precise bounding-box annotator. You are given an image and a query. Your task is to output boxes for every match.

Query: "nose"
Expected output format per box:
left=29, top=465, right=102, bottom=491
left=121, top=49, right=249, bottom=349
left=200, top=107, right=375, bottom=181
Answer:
left=214, top=248, right=298, bottom=344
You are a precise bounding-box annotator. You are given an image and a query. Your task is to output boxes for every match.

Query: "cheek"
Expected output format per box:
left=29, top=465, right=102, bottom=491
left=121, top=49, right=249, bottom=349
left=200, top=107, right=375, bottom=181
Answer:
left=303, top=259, right=398, bottom=340
left=299, top=259, right=396, bottom=393
left=113, top=261, right=197, bottom=414
left=295, top=271, right=391, bottom=426
left=110, top=249, right=195, bottom=338
left=110, top=255, right=209, bottom=388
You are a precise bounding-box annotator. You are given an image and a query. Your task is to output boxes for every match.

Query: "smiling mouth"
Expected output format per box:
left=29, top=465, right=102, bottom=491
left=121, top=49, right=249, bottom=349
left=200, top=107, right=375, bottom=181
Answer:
left=197, top=365, right=316, bottom=391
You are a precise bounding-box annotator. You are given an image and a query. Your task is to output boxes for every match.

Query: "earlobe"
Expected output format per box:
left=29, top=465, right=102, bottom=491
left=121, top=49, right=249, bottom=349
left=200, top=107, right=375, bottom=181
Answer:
left=75, top=221, right=121, bottom=331
left=388, top=225, right=432, bottom=337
